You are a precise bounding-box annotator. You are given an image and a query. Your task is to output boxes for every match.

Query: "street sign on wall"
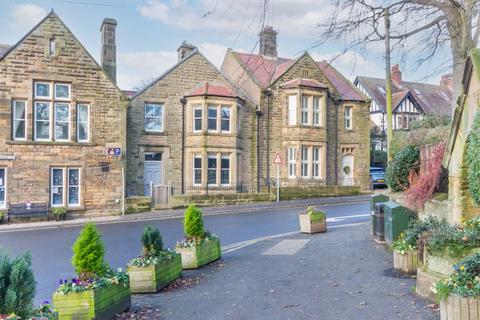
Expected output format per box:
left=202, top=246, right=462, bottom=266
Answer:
left=104, top=147, right=122, bottom=157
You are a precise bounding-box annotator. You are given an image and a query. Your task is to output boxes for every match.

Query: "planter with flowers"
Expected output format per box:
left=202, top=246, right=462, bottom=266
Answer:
left=52, top=223, right=130, bottom=320
left=433, top=253, right=480, bottom=320
left=176, top=205, right=221, bottom=269
left=127, top=226, right=182, bottom=293
left=299, top=207, right=326, bottom=234
left=392, top=233, right=418, bottom=275
left=50, top=207, right=67, bottom=221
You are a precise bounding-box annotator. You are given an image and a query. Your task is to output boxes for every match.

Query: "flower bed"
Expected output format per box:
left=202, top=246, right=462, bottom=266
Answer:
left=299, top=207, right=326, bottom=234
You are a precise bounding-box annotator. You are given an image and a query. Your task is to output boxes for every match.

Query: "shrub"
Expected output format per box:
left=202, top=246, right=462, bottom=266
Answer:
left=141, top=225, right=163, bottom=257
left=466, top=113, right=480, bottom=204
left=392, top=216, right=441, bottom=253
left=386, top=145, right=420, bottom=191
left=0, top=251, right=36, bottom=318
left=184, top=205, right=205, bottom=239
left=390, top=125, right=449, bottom=156
left=405, top=143, right=446, bottom=209
left=50, top=207, right=67, bottom=219
left=71, top=223, right=108, bottom=279
left=304, top=207, right=326, bottom=221
left=426, top=219, right=480, bottom=258
left=411, top=115, right=451, bottom=130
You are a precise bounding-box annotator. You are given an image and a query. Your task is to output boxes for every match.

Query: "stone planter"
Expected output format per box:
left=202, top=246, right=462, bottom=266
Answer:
left=393, top=249, right=418, bottom=275
left=299, top=213, right=327, bottom=234
left=176, top=238, right=221, bottom=269
left=440, top=294, right=480, bottom=320
left=52, top=283, right=131, bottom=320
left=128, top=254, right=182, bottom=293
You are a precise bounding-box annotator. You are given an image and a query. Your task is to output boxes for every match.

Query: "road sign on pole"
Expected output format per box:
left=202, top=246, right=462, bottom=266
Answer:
left=274, top=153, right=281, bottom=202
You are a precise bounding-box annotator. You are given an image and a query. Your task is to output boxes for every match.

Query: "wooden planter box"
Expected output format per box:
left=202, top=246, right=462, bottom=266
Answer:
left=128, top=254, right=182, bottom=293
left=176, top=238, right=221, bottom=269
left=52, top=282, right=131, bottom=320
left=393, top=249, right=418, bottom=275
left=299, top=214, right=327, bottom=234
left=440, top=294, right=480, bottom=320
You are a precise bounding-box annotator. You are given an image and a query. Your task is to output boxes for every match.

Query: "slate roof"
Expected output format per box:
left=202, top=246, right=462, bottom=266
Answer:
left=355, top=76, right=452, bottom=116
left=232, top=51, right=366, bottom=102
left=186, top=82, right=240, bottom=99
left=280, top=78, right=328, bottom=90
left=0, top=44, right=10, bottom=58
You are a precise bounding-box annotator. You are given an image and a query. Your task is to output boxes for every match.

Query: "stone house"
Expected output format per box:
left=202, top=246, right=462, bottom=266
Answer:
left=221, top=27, right=371, bottom=190
left=126, top=43, right=256, bottom=196
left=0, top=11, right=126, bottom=215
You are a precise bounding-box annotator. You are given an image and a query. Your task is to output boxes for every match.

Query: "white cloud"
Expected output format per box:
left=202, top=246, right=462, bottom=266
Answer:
left=9, top=4, right=47, bottom=33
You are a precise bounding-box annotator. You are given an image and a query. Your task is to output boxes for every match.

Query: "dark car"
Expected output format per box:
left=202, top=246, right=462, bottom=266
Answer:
left=370, top=166, right=387, bottom=188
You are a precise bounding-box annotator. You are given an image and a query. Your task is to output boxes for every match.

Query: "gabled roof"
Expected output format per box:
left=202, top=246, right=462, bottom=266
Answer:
left=355, top=76, right=452, bottom=116
left=186, top=82, right=242, bottom=100
left=230, top=51, right=366, bottom=102
left=280, top=78, right=328, bottom=90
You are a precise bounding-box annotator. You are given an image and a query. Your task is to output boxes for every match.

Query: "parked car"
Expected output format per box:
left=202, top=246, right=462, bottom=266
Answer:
left=370, top=166, right=387, bottom=188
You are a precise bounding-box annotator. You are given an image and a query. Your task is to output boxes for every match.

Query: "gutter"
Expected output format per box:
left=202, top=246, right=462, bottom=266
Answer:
left=264, top=88, right=273, bottom=192
left=180, top=96, right=187, bottom=194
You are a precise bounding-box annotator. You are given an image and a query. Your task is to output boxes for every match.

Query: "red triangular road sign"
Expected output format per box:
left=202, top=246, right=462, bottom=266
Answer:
left=274, top=153, right=282, bottom=165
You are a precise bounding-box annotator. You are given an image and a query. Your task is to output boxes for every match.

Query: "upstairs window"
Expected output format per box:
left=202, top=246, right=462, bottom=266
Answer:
left=313, top=97, right=321, bottom=126
left=13, top=101, right=27, bottom=140
left=288, top=95, right=297, bottom=125
left=344, top=106, right=353, bottom=130
left=55, top=83, right=71, bottom=100
left=301, top=95, right=309, bottom=125
left=144, top=103, right=163, bottom=132
left=34, top=102, right=51, bottom=141
left=54, top=103, right=70, bottom=141
left=77, top=104, right=90, bottom=142
left=208, top=106, right=218, bottom=131
left=221, top=106, right=230, bottom=132
left=193, top=106, right=202, bottom=132
left=35, top=82, right=51, bottom=99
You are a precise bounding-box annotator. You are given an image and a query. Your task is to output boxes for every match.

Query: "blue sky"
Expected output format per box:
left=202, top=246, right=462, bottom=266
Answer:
left=0, top=0, right=451, bottom=90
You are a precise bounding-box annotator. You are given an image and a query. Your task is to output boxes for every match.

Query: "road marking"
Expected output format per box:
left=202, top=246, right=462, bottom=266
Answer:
left=262, top=239, right=310, bottom=256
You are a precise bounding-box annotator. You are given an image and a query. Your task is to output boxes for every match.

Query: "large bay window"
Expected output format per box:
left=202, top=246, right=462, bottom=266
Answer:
left=51, top=167, right=81, bottom=207
left=191, top=153, right=233, bottom=186
left=287, top=145, right=324, bottom=180
left=0, top=168, right=5, bottom=209
left=287, top=94, right=324, bottom=127
left=144, top=103, right=163, bottom=132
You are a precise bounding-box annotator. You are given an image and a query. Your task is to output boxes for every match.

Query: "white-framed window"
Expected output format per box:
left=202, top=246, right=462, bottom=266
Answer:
left=193, top=154, right=202, bottom=185
left=313, top=97, right=321, bottom=126
left=54, top=83, right=71, bottom=100
left=68, top=168, right=80, bottom=206
left=207, top=154, right=217, bottom=185
left=344, top=106, right=353, bottom=130
left=13, top=100, right=27, bottom=140
left=301, top=146, right=309, bottom=178
left=221, top=106, right=230, bottom=133
left=221, top=154, right=230, bottom=185
left=51, top=168, right=64, bottom=207
left=313, top=147, right=321, bottom=178
left=0, top=168, right=6, bottom=209
left=288, top=95, right=297, bottom=125
left=34, top=82, right=51, bottom=99
left=51, top=167, right=81, bottom=207
left=288, top=147, right=296, bottom=178
left=301, top=95, right=309, bottom=125
left=207, top=106, right=218, bottom=131
left=34, top=102, right=51, bottom=141
left=144, top=103, right=163, bottom=132
left=54, top=103, right=70, bottom=141
left=77, top=104, right=89, bottom=142
left=193, top=106, right=202, bottom=132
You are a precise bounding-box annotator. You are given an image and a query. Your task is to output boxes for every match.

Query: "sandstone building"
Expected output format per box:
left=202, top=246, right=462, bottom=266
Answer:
left=0, top=11, right=126, bottom=215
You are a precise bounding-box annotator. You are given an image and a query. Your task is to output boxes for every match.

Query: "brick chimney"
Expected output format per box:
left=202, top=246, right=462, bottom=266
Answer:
left=259, top=26, right=277, bottom=57
left=177, top=41, right=197, bottom=62
left=440, top=73, right=453, bottom=90
left=101, top=18, right=117, bottom=84
left=391, top=64, right=402, bottom=84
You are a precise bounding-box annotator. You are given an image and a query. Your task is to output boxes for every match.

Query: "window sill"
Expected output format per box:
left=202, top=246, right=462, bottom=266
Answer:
left=142, top=130, right=166, bottom=136
left=188, top=132, right=237, bottom=137
left=287, top=125, right=325, bottom=129
left=6, top=140, right=96, bottom=147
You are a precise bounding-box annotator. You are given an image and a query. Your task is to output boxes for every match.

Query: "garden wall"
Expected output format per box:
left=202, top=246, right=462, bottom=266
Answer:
left=170, top=193, right=273, bottom=208
left=278, top=186, right=361, bottom=201
left=126, top=197, right=151, bottom=214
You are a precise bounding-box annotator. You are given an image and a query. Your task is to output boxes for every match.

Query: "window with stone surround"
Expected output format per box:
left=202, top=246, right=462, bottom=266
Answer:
left=77, top=104, right=89, bottom=142
left=0, top=168, right=5, bottom=209
left=288, top=147, right=296, bottom=178
left=208, top=106, right=218, bottom=131
left=193, top=106, right=202, bottom=132
left=288, top=94, right=324, bottom=127
left=221, top=154, right=230, bottom=185
left=144, top=103, right=163, bottom=132
left=301, top=95, right=309, bottom=125
left=313, top=97, right=321, bottom=126
left=344, top=106, right=353, bottom=130
left=193, top=154, right=202, bottom=185
left=55, top=103, right=70, bottom=141
left=207, top=154, right=217, bottom=185
left=301, top=146, right=309, bottom=177
left=289, top=145, right=324, bottom=180
left=221, top=107, right=231, bottom=133
left=51, top=167, right=81, bottom=207
left=13, top=100, right=27, bottom=140
left=313, top=147, right=321, bottom=178
left=192, top=153, right=233, bottom=186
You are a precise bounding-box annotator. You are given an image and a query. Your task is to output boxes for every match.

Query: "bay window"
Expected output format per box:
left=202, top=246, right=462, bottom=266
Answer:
left=221, top=106, right=230, bottom=132
left=207, top=106, right=218, bottom=131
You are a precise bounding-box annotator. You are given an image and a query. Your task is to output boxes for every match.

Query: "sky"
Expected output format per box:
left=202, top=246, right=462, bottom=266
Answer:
left=0, top=0, right=452, bottom=90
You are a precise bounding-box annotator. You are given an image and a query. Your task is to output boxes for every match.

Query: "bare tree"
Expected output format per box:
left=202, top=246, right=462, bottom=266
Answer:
left=318, top=0, right=480, bottom=111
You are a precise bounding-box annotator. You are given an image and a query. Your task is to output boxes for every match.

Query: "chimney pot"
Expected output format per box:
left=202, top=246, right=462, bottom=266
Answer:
left=101, top=18, right=117, bottom=84
left=259, top=26, right=278, bottom=57
left=440, top=73, right=453, bottom=89
left=391, top=64, right=402, bottom=84
left=177, top=41, right=197, bottom=62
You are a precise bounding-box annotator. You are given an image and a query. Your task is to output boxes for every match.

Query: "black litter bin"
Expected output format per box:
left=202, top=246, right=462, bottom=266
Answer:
left=374, top=202, right=386, bottom=242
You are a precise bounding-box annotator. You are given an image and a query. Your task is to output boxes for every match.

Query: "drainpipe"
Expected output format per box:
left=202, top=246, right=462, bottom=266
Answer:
left=180, top=96, right=187, bottom=195
left=256, top=105, right=263, bottom=193
left=264, top=88, right=272, bottom=193
left=334, top=99, right=340, bottom=185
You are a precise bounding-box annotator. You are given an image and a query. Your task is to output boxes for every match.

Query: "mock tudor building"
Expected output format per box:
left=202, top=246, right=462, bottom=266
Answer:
left=126, top=42, right=256, bottom=196
left=0, top=11, right=126, bottom=215
left=221, top=27, right=371, bottom=189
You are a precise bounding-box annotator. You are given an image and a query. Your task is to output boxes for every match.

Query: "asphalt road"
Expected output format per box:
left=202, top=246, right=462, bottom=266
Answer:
left=0, top=199, right=369, bottom=303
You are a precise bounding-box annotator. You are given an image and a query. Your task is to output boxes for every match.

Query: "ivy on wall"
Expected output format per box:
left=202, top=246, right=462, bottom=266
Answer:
left=466, top=112, right=480, bottom=204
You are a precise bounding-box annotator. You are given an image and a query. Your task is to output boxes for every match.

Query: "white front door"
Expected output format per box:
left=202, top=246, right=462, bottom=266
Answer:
left=144, top=152, right=163, bottom=196
left=340, top=154, right=354, bottom=186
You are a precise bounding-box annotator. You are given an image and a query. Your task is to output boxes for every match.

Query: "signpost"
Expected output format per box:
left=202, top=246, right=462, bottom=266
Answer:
left=274, top=153, right=282, bottom=202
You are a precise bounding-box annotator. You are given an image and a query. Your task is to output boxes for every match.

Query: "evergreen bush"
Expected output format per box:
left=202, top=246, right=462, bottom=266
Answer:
left=0, top=251, right=36, bottom=318
left=184, top=205, right=205, bottom=239
left=386, top=145, right=420, bottom=192
left=466, top=113, right=480, bottom=204
left=71, top=223, right=108, bottom=279
left=141, top=225, right=163, bottom=256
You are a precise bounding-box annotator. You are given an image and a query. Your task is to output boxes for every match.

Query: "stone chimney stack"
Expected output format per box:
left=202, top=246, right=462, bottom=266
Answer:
left=259, top=26, right=277, bottom=57
left=391, top=64, right=402, bottom=84
left=177, top=41, right=197, bottom=62
left=101, top=18, right=117, bottom=83
left=440, top=74, right=453, bottom=90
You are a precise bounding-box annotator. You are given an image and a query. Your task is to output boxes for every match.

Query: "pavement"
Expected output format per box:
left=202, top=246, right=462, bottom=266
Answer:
left=126, top=223, right=439, bottom=320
